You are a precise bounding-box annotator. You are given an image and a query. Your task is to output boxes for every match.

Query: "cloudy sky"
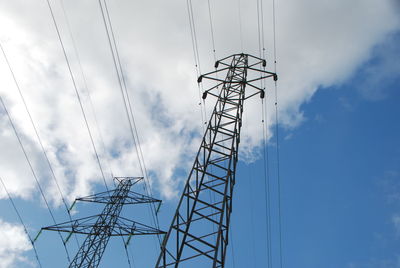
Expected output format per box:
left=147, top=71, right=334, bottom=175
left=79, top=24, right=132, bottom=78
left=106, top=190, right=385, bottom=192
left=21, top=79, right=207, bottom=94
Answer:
left=0, top=0, right=399, bottom=267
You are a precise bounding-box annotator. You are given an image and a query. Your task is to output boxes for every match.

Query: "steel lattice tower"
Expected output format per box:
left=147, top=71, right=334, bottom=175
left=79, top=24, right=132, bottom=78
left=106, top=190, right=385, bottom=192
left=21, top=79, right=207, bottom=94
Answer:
left=156, top=54, right=277, bottom=267
left=43, top=177, right=165, bottom=268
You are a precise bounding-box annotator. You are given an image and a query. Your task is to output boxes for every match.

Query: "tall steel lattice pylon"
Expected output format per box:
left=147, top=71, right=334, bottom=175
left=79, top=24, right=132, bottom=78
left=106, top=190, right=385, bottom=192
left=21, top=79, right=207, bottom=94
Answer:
left=43, top=177, right=165, bottom=268
left=156, top=53, right=277, bottom=267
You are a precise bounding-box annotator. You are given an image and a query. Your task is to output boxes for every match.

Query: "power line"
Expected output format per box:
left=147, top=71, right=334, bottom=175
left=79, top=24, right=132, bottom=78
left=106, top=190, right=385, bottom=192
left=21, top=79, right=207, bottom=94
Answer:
left=207, top=0, right=217, bottom=63
left=186, top=0, right=208, bottom=129
left=0, top=95, right=71, bottom=262
left=188, top=0, right=202, bottom=74
left=187, top=0, right=200, bottom=76
left=104, top=0, right=162, bottom=241
left=272, top=0, right=277, bottom=71
left=102, top=0, right=153, bottom=202
left=260, top=0, right=266, bottom=59
left=262, top=100, right=273, bottom=268
left=256, top=0, right=263, bottom=58
left=274, top=80, right=283, bottom=268
left=255, top=3, right=273, bottom=265
left=44, top=0, right=109, bottom=192
left=57, top=4, right=138, bottom=266
left=97, top=0, right=162, bottom=250
left=237, top=0, right=244, bottom=52
left=0, top=177, right=43, bottom=268
left=271, top=0, right=284, bottom=266
left=274, top=81, right=283, bottom=268
left=59, top=0, right=114, bottom=181
left=0, top=41, right=80, bottom=249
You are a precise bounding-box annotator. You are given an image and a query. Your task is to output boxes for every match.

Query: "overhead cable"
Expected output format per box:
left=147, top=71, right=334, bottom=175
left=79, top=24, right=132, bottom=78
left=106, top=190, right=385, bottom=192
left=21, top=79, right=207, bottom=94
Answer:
left=97, top=0, right=162, bottom=249
left=104, top=0, right=161, bottom=236
left=237, top=0, right=244, bottom=52
left=186, top=0, right=208, bottom=128
left=57, top=4, right=135, bottom=266
left=59, top=0, right=114, bottom=181
left=0, top=41, right=80, bottom=249
left=271, top=0, right=284, bottom=266
left=261, top=100, right=273, bottom=268
left=0, top=95, right=71, bottom=262
left=0, top=177, right=43, bottom=268
left=45, top=0, right=109, bottom=192
left=207, top=0, right=217, bottom=63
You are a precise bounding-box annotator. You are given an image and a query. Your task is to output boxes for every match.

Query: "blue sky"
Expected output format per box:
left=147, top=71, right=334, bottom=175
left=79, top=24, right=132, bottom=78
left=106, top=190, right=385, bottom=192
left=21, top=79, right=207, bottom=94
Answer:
left=0, top=0, right=399, bottom=267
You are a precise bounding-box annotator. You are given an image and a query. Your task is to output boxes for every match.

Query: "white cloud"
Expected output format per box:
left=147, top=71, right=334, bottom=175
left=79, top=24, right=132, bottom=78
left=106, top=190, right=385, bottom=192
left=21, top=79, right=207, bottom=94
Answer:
left=0, top=0, right=398, bottom=204
left=0, top=219, right=33, bottom=268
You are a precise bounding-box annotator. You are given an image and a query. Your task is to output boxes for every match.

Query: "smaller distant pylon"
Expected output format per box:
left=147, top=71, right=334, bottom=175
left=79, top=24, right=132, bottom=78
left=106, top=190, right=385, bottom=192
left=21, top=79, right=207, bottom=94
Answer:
left=43, top=177, right=165, bottom=268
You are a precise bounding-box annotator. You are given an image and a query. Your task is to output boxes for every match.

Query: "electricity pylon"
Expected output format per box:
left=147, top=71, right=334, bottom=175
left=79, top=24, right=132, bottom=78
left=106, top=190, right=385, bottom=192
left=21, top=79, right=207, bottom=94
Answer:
left=156, top=53, right=277, bottom=267
left=43, top=177, right=165, bottom=268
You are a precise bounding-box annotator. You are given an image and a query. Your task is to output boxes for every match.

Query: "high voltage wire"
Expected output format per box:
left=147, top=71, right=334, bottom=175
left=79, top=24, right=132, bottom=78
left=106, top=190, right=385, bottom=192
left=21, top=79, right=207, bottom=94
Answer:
left=44, top=0, right=110, bottom=193
left=242, top=109, right=257, bottom=268
left=257, top=0, right=282, bottom=266
left=59, top=0, right=114, bottom=182
left=262, top=100, right=273, bottom=268
left=54, top=1, right=142, bottom=264
left=97, top=0, right=162, bottom=251
left=0, top=95, right=72, bottom=262
left=260, top=2, right=273, bottom=267
left=186, top=0, right=208, bottom=131
left=272, top=0, right=278, bottom=71
left=0, top=41, right=80, bottom=249
left=256, top=0, right=263, bottom=58
left=188, top=0, right=202, bottom=74
left=47, top=1, right=142, bottom=265
left=57, top=1, right=134, bottom=266
left=275, top=80, right=283, bottom=268
left=255, top=1, right=274, bottom=265
left=100, top=0, right=160, bottom=230
left=100, top=1, right=161, bottom=263
left=271, top=0, right=284, bottom=266
left=207, top=0, right=217, bottom=63
left=260, top=0, right=266, bottom=59
left=237, top=0, right=244, bottom=52
left=187, top=1, right=220, bottom=253
left=0, top=177, right=43, bottom=268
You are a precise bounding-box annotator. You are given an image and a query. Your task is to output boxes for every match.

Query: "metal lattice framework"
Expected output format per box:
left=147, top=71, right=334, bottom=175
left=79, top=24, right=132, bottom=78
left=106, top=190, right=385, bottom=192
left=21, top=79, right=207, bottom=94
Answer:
left=156, top=54, right=277, bottom=267
left=43, top=177, right=165, bottom=268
